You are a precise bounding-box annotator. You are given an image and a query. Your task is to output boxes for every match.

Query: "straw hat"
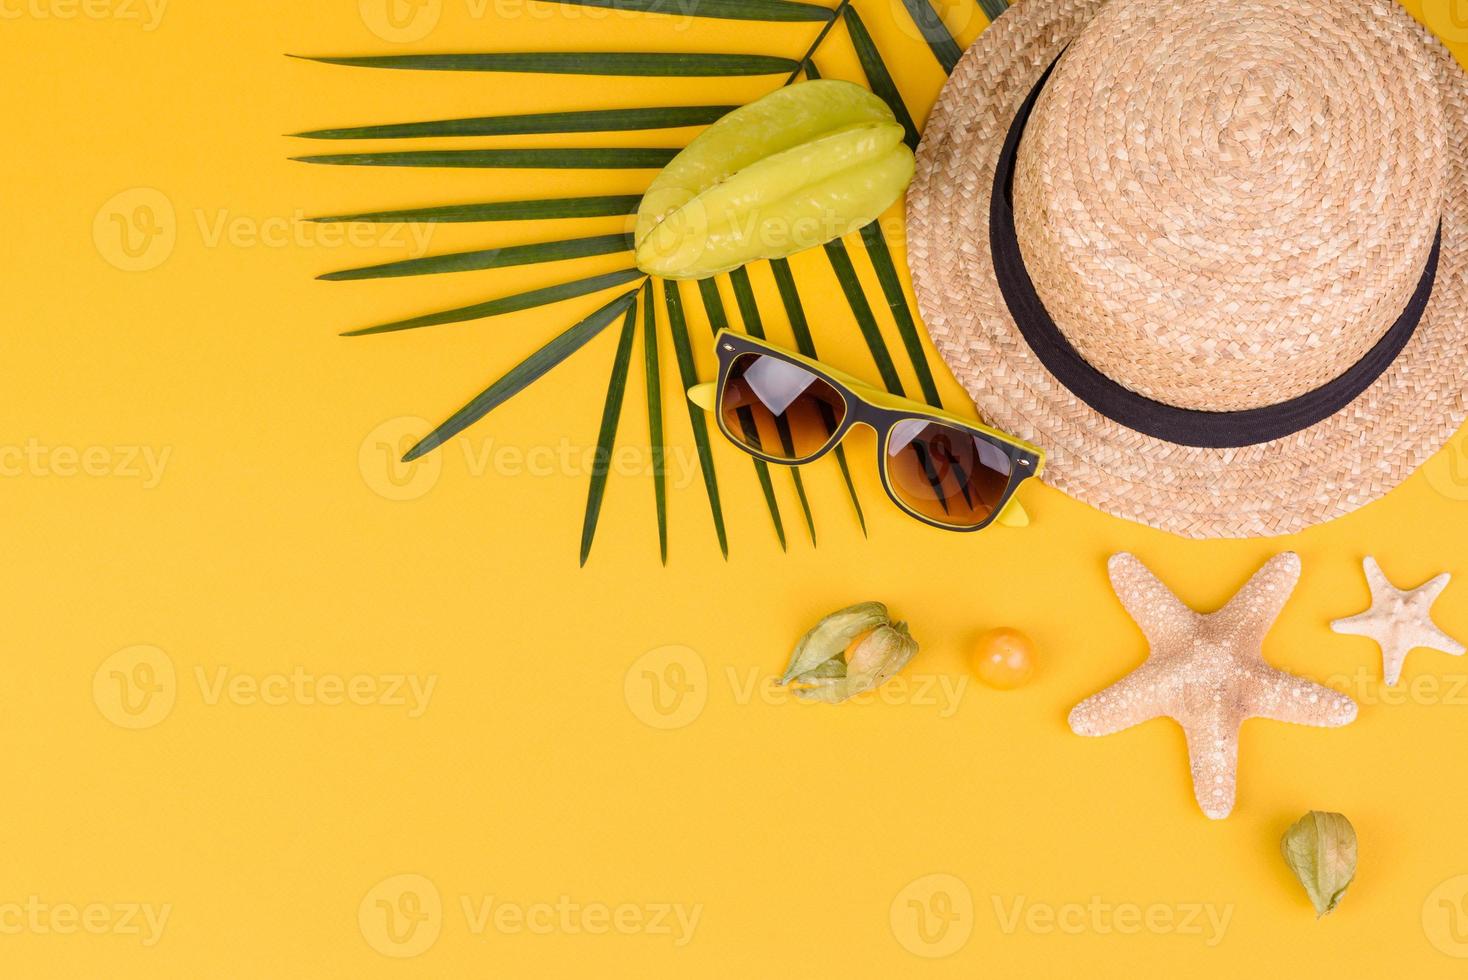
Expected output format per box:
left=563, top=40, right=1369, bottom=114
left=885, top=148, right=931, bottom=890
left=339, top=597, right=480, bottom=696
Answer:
left=906, top=0, right=1468, bottom=537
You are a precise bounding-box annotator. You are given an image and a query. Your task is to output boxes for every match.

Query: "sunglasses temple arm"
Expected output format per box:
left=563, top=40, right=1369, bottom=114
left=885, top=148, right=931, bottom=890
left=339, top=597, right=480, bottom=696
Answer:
left=687, top=382, right=717, bottom=411
left=995, top=496, right=1029, bottom=527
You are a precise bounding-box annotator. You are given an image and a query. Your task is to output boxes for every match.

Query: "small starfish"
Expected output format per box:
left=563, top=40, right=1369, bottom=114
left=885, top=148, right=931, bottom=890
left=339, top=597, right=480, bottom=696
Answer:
left=1330, top=557, right=1464, bottom=686
left=1070, top=553, right=1357, bottom=820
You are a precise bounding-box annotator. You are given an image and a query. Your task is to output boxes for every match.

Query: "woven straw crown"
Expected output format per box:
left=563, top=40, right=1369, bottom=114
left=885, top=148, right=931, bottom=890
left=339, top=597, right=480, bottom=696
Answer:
left=905, top=0, right=1468, bottom=537
left=1012, top=0, right=1446, bottom=411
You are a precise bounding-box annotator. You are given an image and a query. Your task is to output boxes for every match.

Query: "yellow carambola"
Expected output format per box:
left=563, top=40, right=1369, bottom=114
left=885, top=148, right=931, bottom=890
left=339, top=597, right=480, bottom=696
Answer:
left=634, top=80, right=914, bottom=279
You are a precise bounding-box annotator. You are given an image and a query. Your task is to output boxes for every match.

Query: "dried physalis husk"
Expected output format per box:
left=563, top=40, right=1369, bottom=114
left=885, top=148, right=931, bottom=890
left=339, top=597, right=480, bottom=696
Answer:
left=1281, top=811, right=1357, bottom=917
left=779, top=602, right=919, bottom=704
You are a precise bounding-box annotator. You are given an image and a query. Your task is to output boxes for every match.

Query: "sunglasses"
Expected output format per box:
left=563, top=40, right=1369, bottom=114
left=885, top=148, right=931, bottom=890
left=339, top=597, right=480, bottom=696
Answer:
left=687, top=331, right=1045, bottom=531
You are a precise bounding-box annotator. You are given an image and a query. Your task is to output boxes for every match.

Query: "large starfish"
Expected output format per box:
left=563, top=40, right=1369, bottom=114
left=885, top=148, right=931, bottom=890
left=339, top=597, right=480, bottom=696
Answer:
left=1330, top=557, right=1465, bottom=686
left=1069, top=553, right=1358, bottom=820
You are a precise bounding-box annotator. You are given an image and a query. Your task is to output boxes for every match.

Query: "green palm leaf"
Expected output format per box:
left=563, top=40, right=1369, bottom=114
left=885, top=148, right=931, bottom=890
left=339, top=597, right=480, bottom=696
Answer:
left=343, top=268, right=644, bottom=337
left=893, top=0, right=962, bottom=74
left=293, top=148, right=677, bottom=169
left=539, top=0, right=832, bottom=20
left=697, top=277, right=786, bottom=551
left=663, top=279, right=729, bottom=558
left=977, top=0, right=1009, bottom=23
left=293, top=52, right=799, bottom=76
left=842, top=8, right=920, bottom=149
left=580, top=300, right=641, bottom=566
left=768, top=257, right=866, bottom=535
left=298, top=0, right=956, bottom=560
left=822, top=239, right=954, bottom=509
left=821, top=237, right=904, bottom=396
left=783, top=0, right=850, bottom=83
left=728, top=266, right=816, bottom=546
left=641, top=281, right=668, bottom=564
left=858, top=222, right=942, bottom=406
left=309, top=196, right=642, bottom=225
left=294, top=106, right=734, bottom=141
left=321, top=233, right=633, bottom=282
left=404, top=288, right=641, bottom=462
left=743, top=433, right=787, bottom=549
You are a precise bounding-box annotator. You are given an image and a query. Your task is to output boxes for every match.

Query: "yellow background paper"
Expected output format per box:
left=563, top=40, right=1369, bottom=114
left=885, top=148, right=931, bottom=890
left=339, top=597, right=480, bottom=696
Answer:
left=7, top=0, right=1468, bottom=974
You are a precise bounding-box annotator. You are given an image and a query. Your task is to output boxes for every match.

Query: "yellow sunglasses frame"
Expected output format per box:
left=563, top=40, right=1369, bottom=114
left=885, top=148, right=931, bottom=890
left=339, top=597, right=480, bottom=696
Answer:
left=687, top=330, right=1045, bottom=531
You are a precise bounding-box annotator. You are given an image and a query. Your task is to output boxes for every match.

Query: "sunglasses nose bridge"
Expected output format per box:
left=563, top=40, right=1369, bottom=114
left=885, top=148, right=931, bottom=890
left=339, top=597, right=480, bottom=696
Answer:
left=846, top=417, right=880, bottom=437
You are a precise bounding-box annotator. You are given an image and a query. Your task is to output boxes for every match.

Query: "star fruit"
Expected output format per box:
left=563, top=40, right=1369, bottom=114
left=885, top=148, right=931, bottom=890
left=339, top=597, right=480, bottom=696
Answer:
left=634, top=80, right=915, bottom=279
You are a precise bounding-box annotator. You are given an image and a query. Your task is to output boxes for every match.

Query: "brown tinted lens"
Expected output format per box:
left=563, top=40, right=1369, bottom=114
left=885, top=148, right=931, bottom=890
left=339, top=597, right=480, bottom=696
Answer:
left=720, top=353, right=846, bottom=461
left=885, top=419, right=1013, bottom=527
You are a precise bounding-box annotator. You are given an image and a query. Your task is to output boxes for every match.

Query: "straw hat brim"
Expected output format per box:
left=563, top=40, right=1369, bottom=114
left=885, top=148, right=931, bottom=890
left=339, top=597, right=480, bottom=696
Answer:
left=906, top=0, right=1468, bottom=538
